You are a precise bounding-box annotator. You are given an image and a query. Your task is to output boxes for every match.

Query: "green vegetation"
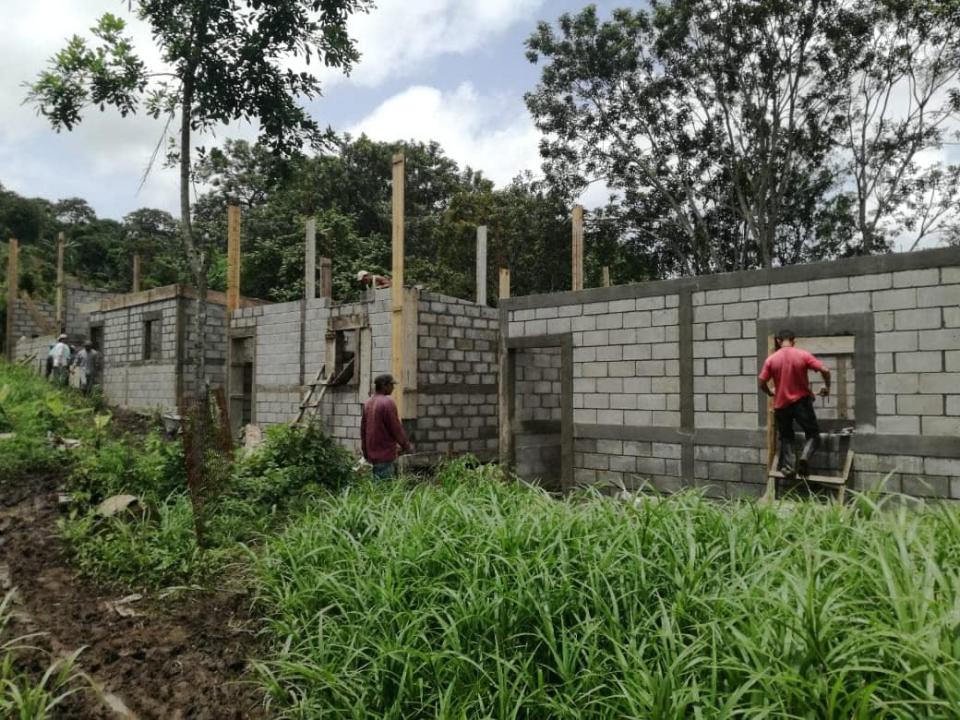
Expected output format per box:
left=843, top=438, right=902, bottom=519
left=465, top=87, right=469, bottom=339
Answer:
left=253, top=459, right=960, bottom=718
left=60, top=422, right=356, bottom=589
left=0, top=364, right=98, bottom=482
left=1, top=591, right=86, bottom=719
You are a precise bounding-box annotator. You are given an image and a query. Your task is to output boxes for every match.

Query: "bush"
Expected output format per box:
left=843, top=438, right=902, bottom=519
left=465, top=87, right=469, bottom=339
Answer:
left=69, top=433, right=185, bottom=505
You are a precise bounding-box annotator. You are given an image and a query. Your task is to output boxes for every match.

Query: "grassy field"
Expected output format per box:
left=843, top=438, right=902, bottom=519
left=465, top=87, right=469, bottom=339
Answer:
left=253, top=460, right=960, bottom=719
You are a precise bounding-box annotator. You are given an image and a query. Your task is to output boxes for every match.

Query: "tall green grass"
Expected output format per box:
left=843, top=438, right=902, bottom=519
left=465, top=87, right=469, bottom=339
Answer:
left=253, top=460, right=960, bottom=718
left=1, top=591, right=86, bottom=719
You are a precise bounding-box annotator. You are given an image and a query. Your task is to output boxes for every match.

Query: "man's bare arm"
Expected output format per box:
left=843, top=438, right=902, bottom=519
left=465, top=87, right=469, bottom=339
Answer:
left=818, top=367, right=831, bottom=397
left=758, top=378, right=774, bottom=397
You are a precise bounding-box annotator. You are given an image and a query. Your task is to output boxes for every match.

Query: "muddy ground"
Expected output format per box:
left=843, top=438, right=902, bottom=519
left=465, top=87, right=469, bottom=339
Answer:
left=1, top=474, right=271, bottom=719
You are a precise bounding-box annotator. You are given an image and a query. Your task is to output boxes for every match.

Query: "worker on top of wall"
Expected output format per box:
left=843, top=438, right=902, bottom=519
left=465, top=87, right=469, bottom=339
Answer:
left=758, top=329, right=832, bottom=480
left=356, top=270, right=391, bottom=289
left=360, top=373, right=412, bottom=480
left=49, top=334, right=72, bottom=386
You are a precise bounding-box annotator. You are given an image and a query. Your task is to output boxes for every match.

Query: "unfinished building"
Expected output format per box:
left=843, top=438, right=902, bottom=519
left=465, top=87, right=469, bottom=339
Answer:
left=230, top=287, right=499, bottom=464
left=499, top=246, right=960, bottom=498
left=83, top=285, right=263, bottom=412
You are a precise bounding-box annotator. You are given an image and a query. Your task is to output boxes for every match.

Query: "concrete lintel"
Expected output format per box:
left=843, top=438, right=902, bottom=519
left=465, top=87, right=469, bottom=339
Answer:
left=420, top=383, right=498, bottom=395
left=500, top=246, right=960, bottom=312
left=505, top=333, right=568, bottom=349
left=853, top=434, right=960, bottom=459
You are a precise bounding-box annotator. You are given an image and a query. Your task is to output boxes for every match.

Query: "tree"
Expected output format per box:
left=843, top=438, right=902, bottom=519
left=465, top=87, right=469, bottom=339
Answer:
left=525, top=2, right=860, bottom=274
left=839, top=0, right=960, bottom=252
left=28, top=0, right=371, bottom=401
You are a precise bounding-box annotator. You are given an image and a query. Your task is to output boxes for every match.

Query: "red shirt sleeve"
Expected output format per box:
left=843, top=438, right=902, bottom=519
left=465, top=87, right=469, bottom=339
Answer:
left=386, top=399, right=411, bottom=451
left=758, top=356, right=773, bottom=383
left=803, top=351, right=825, bottom=372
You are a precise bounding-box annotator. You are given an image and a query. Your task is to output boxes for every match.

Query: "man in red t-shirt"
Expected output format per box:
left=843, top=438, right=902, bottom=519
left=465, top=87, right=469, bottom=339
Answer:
left=360, top=373, right=412, bottom=479
left=758, top=329, right=832, bottom=479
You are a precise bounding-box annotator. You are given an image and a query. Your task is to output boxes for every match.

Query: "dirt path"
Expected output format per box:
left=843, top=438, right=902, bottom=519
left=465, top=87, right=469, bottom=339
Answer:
left=1, top=475, right=271, bottom=719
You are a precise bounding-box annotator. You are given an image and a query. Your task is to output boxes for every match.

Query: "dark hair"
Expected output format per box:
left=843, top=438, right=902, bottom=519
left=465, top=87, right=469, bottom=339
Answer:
left=374, top=374, right=395, bottom=391
left=775, top=329, right=795, bottom=342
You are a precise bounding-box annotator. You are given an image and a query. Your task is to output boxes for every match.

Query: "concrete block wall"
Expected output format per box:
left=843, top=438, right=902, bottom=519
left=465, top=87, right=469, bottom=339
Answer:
left=11, top=297, right=56, bottom=342
left=501, top=246, right=960, bottom=500
left=182, top=301, right=229, bottom=400
left=65, top=283, right=121, bottom=339
left=415, top=292, right=499, bottom=461
left=231, top=288, right=499, bottom=463
left=90, top=297, right=180, bottom=412
left=14, top=334, right=57, bottom=374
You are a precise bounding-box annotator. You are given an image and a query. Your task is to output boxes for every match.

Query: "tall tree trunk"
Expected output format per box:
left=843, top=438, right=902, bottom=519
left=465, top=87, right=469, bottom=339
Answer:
left=179, top=84, right=207, bottom=403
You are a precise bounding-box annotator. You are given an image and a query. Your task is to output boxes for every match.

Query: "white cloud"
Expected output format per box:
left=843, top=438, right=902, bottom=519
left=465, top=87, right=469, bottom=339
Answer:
left=349, top=83, right=543, bottom=185
left=324, top=0, right=546, bottom=87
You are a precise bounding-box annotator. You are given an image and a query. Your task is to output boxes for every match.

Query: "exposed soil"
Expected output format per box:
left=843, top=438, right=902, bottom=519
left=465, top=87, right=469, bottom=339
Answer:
left=1, top=474, right=272, bottom=719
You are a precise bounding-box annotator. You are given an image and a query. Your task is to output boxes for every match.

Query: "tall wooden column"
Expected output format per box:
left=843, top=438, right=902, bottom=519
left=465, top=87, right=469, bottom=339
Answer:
left=499, top=267, right=511, bottom=300
left=602, top=266, right=611, bottom=288
left=226, top=205, right=241, bottom=314
left=5, top=239, right=18, bottom=361
left=391, top=153, right=406, bottom=416
left=572, top=204, right=584, bottom=291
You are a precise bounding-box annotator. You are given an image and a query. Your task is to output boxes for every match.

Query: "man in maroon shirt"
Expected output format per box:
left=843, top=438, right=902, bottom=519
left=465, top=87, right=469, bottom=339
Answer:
left=758, top=329, right=832, bottom=479
left=361, top=374, right=412, bottom=479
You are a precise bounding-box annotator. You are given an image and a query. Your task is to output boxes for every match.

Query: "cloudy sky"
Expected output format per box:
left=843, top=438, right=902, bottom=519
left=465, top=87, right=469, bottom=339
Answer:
left=0, top=0, right=622, bottom=220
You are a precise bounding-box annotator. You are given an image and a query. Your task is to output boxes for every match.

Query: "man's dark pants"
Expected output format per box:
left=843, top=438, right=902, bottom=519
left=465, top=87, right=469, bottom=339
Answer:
left=372, top=461, right=396, bottom=480
left=775, top=396, right=820, bottom=476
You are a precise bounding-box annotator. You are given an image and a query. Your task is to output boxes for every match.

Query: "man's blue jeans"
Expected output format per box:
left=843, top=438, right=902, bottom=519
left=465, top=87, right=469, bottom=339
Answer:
left=372, top=461, right=396, bottom=480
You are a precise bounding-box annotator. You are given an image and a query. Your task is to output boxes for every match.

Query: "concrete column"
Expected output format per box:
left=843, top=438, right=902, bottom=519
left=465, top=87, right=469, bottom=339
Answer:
left=55, top=233, right=65, bottom=330
left=304, top=217, right=316, bottom=300
left=602, top=266, right=611, bottom=288
left=132, top=252, right=141, bottom=294
left=476, top=225, right=488, bottom=306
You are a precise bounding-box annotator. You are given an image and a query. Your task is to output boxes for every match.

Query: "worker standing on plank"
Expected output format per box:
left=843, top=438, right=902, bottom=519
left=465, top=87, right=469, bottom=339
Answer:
left=360, top=373, right=412, bottom=480
left=49, top=334, right=72, bottom=386
left=758, top=329, right=831, bottom=479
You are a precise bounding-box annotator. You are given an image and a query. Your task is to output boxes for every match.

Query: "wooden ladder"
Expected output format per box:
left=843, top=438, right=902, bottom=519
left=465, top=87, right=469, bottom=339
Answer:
left=766, top=431, right=855, bottom=502
left=291, top=364, right=329, bottom=427
left=291, top=358, right=356, bottom=427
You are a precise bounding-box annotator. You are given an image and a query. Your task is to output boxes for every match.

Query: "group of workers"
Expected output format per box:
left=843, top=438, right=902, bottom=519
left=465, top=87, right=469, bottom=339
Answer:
left=46, top=334, right=102, bottom=394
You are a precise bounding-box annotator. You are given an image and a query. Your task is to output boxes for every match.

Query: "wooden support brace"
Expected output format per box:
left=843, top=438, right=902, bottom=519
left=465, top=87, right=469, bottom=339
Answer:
left=391, top=152, right=406, bottom=416
left=226, top=205, right=241, bottom=314
left=55, top=233, right=65, bottom=330
left=499, top=267, right=511, bottom=300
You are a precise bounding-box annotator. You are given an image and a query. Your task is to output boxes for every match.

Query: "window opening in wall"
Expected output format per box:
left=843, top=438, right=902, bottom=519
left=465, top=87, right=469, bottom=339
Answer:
left=89, top=325, right=103, bottom=352
left=329, top=329, right=357, bottom=386
left=797, top=335, right=855, bottom=424
left=143, top=318, right=162, bottom=360
left=230, top=335, right=254, bottom=432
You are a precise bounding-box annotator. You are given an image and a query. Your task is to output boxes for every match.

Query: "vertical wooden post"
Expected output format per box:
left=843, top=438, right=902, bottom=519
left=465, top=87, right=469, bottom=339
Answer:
left=226, top=205, right=241, bottom=314
left=476, top=225, right=488, bottom=306
left=55, top=232, right=65, bottom=330
left=132, top=252, right=142, bottom=294
left=391, top=153, right=406, bottom=416
left=304, top=217, right=317, bottom=300
left=602, top=266, right=611, bottom=288
left=499, top=267, right=511, bottom=300
left=319, top=257, right=333, bottom=299
left=764, top=335, right=777, bottom=501
left=572, top=204, right=584, bottom=291
left=5, top=239, right=18, bottom=361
